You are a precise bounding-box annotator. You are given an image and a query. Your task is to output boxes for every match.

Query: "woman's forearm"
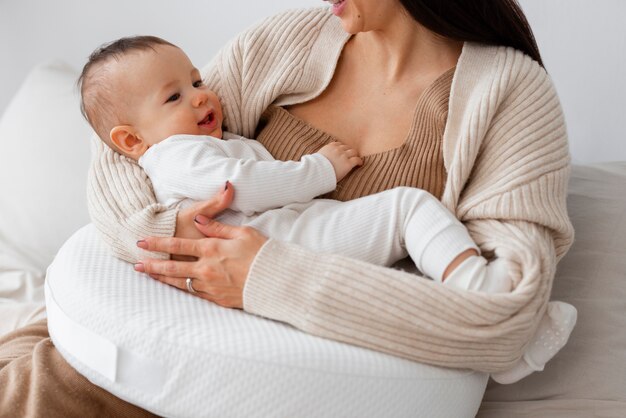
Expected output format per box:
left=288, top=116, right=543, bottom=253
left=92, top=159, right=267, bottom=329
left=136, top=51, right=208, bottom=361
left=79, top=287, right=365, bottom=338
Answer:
left=243, top=217, right=559, bottom=374
left=87, top=138, right=177, bottom=263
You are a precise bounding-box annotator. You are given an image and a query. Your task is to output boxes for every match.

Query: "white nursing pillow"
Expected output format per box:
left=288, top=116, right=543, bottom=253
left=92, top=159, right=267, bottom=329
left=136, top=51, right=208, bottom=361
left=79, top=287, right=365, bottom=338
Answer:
left=46, top=225, right=488, bottom=417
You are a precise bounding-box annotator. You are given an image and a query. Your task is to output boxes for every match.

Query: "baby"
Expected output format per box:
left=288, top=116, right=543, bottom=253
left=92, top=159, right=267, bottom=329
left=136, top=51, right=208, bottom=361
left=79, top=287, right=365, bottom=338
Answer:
left=79, top=36, right=576, bottom=383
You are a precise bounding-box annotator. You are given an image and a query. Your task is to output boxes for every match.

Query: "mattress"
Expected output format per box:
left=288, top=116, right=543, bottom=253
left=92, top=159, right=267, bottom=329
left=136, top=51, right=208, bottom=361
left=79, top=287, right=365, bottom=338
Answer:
left=45, top=224, right=488, bottom=417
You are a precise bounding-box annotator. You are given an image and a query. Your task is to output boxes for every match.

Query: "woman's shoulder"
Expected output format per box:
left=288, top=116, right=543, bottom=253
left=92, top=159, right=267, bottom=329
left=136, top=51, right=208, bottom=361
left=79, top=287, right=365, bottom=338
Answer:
left=460, top=42, right=548, bottom=85
left=453, top=42, right=555, bottom=110
left=444, top=42, right=563, bottom=167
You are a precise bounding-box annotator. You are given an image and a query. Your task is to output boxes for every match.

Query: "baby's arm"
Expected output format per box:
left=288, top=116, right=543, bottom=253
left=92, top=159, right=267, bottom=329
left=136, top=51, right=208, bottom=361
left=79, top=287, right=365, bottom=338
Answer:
left=142, top=136, right=360, bottom=215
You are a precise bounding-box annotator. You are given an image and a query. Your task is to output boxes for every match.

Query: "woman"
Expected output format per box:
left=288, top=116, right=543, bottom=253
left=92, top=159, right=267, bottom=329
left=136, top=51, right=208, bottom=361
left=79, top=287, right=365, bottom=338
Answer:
left=110, top=0, right=573, bottom=370
left=0, top=0, right=573, bottom=414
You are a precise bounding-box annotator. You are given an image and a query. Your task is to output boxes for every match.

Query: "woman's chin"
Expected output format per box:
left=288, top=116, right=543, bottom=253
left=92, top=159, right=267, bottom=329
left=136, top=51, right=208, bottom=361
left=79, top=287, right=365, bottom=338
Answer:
left=339, top=19, right=362, bottom=35
left=335, top=11, right=366, bottom=35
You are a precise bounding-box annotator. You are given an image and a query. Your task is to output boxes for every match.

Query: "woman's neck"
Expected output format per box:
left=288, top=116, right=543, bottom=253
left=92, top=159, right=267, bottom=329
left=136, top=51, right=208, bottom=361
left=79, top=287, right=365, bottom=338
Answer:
left=352, top=14, right=463, bottom=84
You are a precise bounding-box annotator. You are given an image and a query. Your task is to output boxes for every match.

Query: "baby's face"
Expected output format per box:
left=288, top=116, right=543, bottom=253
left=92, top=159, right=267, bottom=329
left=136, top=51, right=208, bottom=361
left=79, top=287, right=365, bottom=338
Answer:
left=118, top=44, right=223, bottom=146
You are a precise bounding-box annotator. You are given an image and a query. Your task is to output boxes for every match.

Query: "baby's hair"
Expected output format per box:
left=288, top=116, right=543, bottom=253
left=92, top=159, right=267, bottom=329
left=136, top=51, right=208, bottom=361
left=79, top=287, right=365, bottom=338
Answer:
left=78, top=35, right=176, bottom=146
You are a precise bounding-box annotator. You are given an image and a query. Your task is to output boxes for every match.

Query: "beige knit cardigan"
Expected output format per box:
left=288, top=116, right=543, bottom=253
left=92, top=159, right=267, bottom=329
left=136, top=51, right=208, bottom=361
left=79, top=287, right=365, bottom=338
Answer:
left=88, top=8, right=574, bottom=373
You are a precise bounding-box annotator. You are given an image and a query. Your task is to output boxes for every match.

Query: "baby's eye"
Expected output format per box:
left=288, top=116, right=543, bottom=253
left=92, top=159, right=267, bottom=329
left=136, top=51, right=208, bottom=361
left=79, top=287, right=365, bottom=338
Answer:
left=193, top=80, right=204, bottom=88
left=166, top=93, right=180, bottom=103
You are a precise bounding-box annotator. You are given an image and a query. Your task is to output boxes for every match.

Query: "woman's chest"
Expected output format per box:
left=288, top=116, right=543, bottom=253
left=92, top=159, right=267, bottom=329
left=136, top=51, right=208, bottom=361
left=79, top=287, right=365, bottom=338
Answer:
left=286, top=47, right=456, bottom=158
left=289, top=94, right=417, bottom=157
left=287, top=74, right=424, bottom=157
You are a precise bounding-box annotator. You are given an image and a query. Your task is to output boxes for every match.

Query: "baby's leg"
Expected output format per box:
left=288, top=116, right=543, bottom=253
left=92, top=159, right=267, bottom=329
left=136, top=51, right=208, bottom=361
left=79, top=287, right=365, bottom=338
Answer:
left=360, top=187, right=513, bottom=292
left=242, top=187, right=478, bottom=278
left=240, top=196, right=408, bottom=266
left=222, top=187, right=510, bottom=291
left=441, top=255, right=513, bottom=293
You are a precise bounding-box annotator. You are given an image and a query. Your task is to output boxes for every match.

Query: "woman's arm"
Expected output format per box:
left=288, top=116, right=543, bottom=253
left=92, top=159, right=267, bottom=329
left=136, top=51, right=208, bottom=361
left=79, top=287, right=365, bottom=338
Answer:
left=244, top=222, right=557, bottom=372
left=87, top=138, right=177, bottom=263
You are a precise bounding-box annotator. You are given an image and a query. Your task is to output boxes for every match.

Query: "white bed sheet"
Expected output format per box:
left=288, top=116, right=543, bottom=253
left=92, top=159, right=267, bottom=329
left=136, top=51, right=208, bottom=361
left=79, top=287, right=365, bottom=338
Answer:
left=0, top=239, right=46, bottom=336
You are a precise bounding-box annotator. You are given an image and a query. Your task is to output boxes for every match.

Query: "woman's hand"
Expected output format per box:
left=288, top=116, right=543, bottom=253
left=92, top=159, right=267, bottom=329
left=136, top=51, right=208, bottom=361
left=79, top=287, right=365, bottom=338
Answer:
left=174, top=181, right=234, bottom=240
left=135, top=214, right=268, bottom=309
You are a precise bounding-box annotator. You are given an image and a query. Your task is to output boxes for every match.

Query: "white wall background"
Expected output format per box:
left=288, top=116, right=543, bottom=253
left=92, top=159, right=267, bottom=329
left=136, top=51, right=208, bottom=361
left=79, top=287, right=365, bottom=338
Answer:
left=1, top=0, right=625, bottom=163
left=0, top=0, right=319, bottom=112
left=518, top=0, right=626, bottom=163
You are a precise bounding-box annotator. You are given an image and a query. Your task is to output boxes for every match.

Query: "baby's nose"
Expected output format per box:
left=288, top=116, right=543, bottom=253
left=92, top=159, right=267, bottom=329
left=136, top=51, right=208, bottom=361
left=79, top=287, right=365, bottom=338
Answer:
left=192, top=91, right=208, bottom=106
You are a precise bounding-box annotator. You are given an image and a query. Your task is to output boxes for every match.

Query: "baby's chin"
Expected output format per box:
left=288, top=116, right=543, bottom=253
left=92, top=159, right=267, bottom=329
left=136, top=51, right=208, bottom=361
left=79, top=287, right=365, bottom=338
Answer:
left=201, top=127, right=223, bottom=139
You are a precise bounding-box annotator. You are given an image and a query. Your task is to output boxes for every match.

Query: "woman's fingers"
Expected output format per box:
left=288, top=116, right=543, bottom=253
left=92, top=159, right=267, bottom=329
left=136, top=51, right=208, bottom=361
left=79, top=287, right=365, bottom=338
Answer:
left=149, top=273, right=218, bottom=302
left=174, top=182, right=235, bottom=239
left=137, top=236, right=202, bottom=257
left=135, top=258, right=193, bottom=278
left=148, top=272, right=187, bottom=289
left=193, top=216, right=239, bottom=239
left=148, top=272, right=241, bottom=308
left=137, top=219, right=267, bottom=310
left=195, top=181, right=235, bottom=217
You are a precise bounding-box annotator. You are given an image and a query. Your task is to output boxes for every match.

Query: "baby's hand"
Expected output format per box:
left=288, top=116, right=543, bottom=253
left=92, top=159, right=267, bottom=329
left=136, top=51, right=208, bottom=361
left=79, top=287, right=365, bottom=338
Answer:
left=318, top=141, right=363, bottom=182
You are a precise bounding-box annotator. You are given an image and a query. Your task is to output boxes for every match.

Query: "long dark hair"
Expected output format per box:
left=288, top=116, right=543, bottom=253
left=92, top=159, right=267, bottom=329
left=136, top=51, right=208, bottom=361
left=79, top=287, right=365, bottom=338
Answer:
left=399, top=0, right=543, bottom=67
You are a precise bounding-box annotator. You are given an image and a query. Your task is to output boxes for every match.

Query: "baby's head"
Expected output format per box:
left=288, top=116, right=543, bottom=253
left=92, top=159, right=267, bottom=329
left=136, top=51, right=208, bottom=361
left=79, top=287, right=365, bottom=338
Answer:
left=79, top=36, right=223, bottom=160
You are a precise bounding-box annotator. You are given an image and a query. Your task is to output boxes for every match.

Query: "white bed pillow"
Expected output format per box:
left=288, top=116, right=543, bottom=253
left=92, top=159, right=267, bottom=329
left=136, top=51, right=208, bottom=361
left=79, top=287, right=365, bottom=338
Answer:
left=0, top=61, right=93, bottom=335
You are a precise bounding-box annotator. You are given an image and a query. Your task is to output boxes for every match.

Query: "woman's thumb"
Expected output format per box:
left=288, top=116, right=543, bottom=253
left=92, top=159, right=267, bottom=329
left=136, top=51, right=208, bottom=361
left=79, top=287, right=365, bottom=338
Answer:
left=193, top=215, right=237, bottom=239
left=194, top=181, right=235, bottom=216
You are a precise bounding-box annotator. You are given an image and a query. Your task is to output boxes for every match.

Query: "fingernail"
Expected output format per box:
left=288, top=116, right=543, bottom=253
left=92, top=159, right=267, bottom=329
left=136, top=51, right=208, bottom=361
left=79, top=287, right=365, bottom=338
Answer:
left=194, top=214, right=210, bottom=225
left=134, top=263, right=145, bottom=272
left=136, top=240, right=148, bottom=249
left=224, top=180, right=230, bottom=191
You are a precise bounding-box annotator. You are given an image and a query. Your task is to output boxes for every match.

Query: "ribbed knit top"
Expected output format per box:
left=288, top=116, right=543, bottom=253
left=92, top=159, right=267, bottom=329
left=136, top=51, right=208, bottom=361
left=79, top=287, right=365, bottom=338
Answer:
left=256, top=68, right=453, bottom=202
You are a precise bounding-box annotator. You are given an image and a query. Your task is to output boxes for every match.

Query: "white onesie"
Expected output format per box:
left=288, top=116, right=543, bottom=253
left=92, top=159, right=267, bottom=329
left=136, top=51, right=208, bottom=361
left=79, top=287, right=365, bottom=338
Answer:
left=139, top=133, right=476, bottom=281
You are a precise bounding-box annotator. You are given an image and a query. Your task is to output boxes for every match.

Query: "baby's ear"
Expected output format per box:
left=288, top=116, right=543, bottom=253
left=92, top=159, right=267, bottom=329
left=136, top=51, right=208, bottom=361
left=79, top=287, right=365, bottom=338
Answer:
left=110, top=126, right=145, bottom=160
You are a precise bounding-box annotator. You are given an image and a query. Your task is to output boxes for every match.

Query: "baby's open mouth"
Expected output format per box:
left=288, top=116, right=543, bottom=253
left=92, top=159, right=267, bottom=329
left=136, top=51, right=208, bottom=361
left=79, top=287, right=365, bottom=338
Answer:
left=198, top=111, right=215, bottom=126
